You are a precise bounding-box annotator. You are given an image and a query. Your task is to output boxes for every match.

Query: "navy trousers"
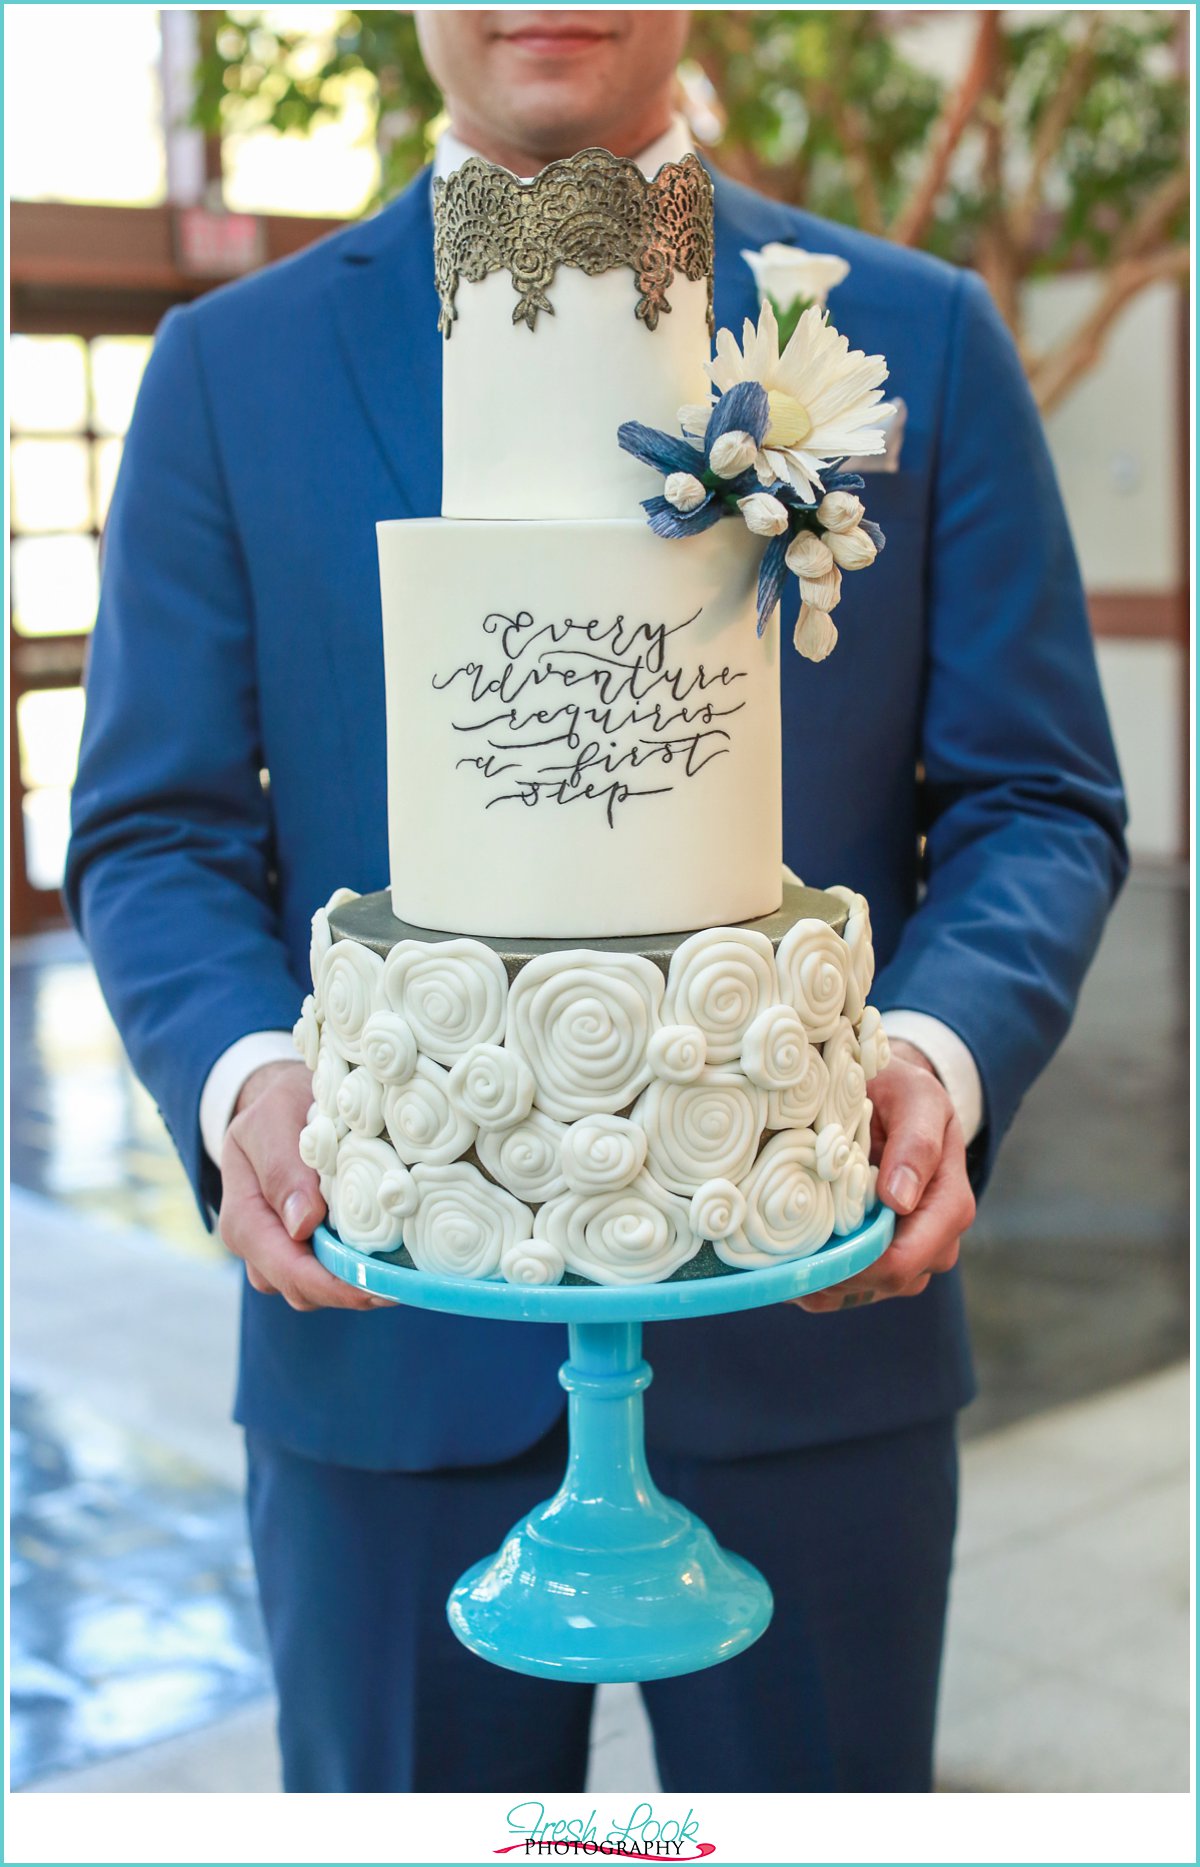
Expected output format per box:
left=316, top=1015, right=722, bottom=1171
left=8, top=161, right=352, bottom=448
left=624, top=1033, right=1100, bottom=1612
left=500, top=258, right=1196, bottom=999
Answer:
left=246, top=1414, right=958, bottom=1793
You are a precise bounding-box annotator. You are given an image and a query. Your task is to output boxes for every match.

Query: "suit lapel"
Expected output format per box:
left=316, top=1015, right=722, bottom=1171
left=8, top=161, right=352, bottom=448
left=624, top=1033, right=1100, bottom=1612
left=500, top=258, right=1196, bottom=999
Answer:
left=329, top=171, right=443, bottom=518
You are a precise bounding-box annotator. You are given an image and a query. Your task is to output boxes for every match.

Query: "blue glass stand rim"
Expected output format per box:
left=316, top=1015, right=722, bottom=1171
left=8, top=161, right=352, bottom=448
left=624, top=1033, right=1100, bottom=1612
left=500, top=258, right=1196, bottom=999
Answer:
left=312, top=1203, right=895, bottom=1322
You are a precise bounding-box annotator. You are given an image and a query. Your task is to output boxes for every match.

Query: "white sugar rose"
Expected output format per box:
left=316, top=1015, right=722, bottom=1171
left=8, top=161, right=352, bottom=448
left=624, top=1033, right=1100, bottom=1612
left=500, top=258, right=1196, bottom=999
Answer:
left=361, top=1010, right=418, bottom=1086
left=820, top=1018, right=869, bottom=1136
left=382, top=1056, right=476, bottom=1166
left=815, top=1120, right=852, bottom=1183
left=477, top=1109, right=569, bottom=1205
left=560, top=1114, right=648, bottom=1194
left=689, top=1178, right=747, bottom=1242
left=855, top=1099, right=874, bottom=1159
left=404, top=1162, right=531, bottom=1281
left=330, top=1134, right=405, bottom=1254
left=536, top=1173, right=697, bottom=1286
left=817, top=491, right=865, bottom=533
left=292, top=994, right=321, bottom=1073
left=336, top=1066, right=385, bottom=1139
left=318, top=940, right=385, bottom=1066
left=738, top=492, right=789, bottom=537
left=776, top=918, right=850, bottom=1042
left=715, top=1129, right=834, bottom=1269
left=767, top=1044, right=830, bottom=1131
left=663, top=928, right=777, bottom=1064
left=740, top=1004, right=810, bottom=1091
left=506, top=950, right=662, bottom=1121
left=298, top=1113, right=339, bottom=1180
left=784, top=531, right=834, bottom=580
left=793, top=605, right=838, bottom=663
left=309, top=907, right=333, bottom=996
left=384, top=937, right=508, bottom=1064
left=710, top=429, right=757, bottom=478
left=647, top=1023, right=707, bottom=1083
left=447, top=1042, right=534, bottom=1133
left=632, top=1071, right=766, bottom=1196
left=741, top=243, right=849, bottom=311
left=826, top=886, right=876, bottom=1023
left=833, top=1142, right=874, bottom=1235
left=857, top=1005, right=890, bottom=1080
left=825, top=525, right=877, bottom=571
left=312, top=1031, right=350, bottom=1123
left=664, top=471, right=707, bottom=513
left=378, top=1162, right=419, bottom=1220
left=500, top=1237, right=566, bottom=1287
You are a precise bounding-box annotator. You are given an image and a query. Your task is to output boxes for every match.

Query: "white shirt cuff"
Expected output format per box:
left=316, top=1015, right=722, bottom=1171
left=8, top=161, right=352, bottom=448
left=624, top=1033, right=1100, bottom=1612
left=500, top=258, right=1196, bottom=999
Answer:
left=199, top=1030, right=298, bottom=1167
left=879, top=1011, right=984, bottom=1144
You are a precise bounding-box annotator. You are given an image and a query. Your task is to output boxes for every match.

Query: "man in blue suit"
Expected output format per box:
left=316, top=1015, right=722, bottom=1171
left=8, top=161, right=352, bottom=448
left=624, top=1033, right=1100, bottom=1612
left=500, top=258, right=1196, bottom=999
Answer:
left=67, top=9, right=1126, bottom=1793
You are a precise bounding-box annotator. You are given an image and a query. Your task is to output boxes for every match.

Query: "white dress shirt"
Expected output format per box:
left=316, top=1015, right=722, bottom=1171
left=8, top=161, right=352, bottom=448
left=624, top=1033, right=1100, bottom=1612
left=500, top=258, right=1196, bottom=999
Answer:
left=199, top=127, right=983, bottom=1167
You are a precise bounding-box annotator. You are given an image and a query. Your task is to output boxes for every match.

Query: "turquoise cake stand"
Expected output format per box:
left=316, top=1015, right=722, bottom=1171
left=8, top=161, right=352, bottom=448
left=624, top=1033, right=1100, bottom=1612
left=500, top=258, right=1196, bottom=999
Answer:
left=314, top=1206, right=893, bottom=1685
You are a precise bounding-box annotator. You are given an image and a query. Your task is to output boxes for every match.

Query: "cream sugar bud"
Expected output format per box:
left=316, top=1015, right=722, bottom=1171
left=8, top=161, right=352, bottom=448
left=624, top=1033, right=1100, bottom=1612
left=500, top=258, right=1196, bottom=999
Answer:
left=664, top=471, right=708, bottom=513
left=817, top=491, right=865, bottom=532
left=798, top=566, right=842, bottom=612
left=709, top=429, right=758, bottom=478
left=737, top=492, right=790, bottom=537
left=784, top=531, right=834, bottom=580
left=826, top=526, right=878, bottom=571
left=794, top=605, right=839, bottom=663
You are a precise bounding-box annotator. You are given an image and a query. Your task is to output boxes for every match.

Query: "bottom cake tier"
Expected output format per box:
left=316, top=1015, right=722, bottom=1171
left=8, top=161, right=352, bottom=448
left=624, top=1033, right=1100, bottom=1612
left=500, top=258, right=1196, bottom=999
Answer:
left=293, top=882, right=890, bottom=1287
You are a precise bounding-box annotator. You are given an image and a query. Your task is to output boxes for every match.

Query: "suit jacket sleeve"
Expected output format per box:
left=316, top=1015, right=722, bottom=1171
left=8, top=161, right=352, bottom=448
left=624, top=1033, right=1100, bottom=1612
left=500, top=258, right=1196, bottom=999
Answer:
left=65, top=302, right=303, bottom=1217
left=872, top=268, right=1128, bottom=1179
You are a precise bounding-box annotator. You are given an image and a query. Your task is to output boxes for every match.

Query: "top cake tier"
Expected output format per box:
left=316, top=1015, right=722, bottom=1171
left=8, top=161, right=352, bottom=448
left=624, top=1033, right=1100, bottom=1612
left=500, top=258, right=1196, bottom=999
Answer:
left=434, top=148, right=715, bottom=522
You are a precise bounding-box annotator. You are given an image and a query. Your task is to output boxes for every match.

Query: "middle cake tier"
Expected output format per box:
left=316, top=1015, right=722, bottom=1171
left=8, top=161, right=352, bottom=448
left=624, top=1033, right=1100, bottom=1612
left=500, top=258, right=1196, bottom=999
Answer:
left=377, top=518, right=781, bottom=939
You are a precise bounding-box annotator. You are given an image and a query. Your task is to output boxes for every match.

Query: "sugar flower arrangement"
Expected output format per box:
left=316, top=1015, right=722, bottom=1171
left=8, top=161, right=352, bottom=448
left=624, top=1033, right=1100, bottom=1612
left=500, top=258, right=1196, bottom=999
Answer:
left=617, top=294, right=892, bottom=660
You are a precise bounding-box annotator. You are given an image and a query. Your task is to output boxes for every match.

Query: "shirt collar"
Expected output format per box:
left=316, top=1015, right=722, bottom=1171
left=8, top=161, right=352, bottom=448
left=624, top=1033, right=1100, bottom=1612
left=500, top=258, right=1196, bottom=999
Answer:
left=432, top=115, right=694, bottom=182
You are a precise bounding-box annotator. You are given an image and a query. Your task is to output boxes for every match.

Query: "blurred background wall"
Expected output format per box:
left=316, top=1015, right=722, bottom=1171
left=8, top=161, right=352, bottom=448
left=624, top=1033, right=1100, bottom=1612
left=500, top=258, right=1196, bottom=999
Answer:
left=7, top=3, right=1191, bottom=1798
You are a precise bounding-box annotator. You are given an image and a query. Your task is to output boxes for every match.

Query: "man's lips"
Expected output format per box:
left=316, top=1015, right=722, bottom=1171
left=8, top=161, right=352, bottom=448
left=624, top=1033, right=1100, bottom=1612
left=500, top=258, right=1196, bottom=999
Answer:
left=495, top=26, right=617, bottom=54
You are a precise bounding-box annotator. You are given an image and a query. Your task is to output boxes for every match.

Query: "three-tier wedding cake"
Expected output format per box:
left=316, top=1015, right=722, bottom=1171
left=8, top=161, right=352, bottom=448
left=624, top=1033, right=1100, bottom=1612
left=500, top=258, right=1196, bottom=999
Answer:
left=294, top=147, right=893, bottom=1287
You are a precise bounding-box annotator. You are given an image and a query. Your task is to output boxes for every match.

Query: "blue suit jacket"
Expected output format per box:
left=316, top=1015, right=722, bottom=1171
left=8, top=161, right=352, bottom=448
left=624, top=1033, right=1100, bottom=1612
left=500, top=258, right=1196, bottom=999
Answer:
left=67, top=168, right=1127, bottom=1471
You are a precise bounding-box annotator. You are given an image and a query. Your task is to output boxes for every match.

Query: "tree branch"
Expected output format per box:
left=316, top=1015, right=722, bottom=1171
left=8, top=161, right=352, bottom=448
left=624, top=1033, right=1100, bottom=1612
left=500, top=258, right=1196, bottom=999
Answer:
left=891, top=12, right=1002, bottom=249
left=1008, top=14, right=1103, bottom=256
left=1027, top=246, right=1189, bottom=413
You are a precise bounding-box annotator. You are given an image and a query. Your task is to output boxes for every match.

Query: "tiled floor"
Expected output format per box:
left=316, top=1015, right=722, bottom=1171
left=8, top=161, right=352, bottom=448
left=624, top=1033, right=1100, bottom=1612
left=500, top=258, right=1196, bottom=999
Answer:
left=7, top=869, right=1191, bottom=1791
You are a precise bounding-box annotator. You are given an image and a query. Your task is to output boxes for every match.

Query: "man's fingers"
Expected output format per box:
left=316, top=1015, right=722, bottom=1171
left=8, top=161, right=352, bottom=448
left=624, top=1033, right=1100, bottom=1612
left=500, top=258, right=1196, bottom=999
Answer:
left=230, top=1087, right=325, bottom=1241
left=797, top=1132, right=974, bottom=1313
left=220, top=1134, right=376, bottom=1312
left=875, top=1073, right=951, bottom=1216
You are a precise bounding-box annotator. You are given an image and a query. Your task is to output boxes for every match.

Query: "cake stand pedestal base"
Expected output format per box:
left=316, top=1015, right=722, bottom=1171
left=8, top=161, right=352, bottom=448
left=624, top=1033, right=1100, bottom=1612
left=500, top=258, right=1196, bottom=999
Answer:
left=314, top=1206, right=893, bottom=1685
left=448, top=1319, right=771, bottom=1683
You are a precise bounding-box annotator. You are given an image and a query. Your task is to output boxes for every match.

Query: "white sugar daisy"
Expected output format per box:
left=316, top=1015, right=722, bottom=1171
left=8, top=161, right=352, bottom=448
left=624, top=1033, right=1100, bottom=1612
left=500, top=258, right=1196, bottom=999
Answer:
left=681, top=301, right=893, bottom=503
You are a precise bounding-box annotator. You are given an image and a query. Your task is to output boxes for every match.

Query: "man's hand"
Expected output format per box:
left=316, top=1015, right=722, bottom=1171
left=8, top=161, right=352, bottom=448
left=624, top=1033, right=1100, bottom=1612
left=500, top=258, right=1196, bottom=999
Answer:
left=218, top=1059, right=384, bottom=1311
left=797, top=1039, right=975, bottom=1314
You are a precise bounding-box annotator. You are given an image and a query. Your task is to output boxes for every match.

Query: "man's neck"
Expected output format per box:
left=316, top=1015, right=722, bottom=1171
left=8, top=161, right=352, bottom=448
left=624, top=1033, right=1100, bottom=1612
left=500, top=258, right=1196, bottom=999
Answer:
left=440, top=107, right=683, bottom=180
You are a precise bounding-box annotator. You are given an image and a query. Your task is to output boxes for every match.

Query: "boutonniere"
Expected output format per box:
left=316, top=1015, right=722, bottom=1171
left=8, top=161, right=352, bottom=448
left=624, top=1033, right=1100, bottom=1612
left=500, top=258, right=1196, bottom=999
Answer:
left=741, top=242, right=850, bottom=345
left=617, top=296, right=892, bottom=661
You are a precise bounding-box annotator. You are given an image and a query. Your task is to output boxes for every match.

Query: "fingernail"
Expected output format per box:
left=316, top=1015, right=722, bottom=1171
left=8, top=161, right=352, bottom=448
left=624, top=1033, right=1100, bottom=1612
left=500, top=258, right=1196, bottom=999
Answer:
left=283, top=1192, right=309, bottom=1237
left=886, top=1166, right=920, bottom=1213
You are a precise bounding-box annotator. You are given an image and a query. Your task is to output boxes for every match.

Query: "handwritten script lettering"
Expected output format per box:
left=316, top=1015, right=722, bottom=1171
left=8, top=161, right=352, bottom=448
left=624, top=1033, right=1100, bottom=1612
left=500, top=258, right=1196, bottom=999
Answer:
left=432, top=609, right=747, bottom=828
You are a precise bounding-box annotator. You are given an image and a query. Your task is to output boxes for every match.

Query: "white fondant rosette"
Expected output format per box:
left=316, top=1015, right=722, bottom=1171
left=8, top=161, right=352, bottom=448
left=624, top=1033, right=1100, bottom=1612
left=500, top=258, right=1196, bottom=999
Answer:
left=361, top=1010, right=418, bottom=1086
left=662, top=929, right=778, bottom=1064
left=318, top=939, right=385, bottom=1066
left=447, top=1042, right=534, bottom=1133
left=292, top=994, right=321, bottom=1072
left=856, top=1005, right=890, bottom=1081
left=815, top=1120, right=852, bottom=1183
left=775, top=918, right=850, bottom=1043
left=819, top=1018, right=868, bottom=1135
left=309, top=908, right=332, bottom=997
left=336, top=1065, right=385, bottom=1139
left=476, top=1109, right=569, bottom=1205
left=403, top=1161, right=531, bottom=1281
left=560, top=1114, right=647, bottom=1194
left=329, top=1134, right=405, bottom=1253
left=312, top=1030, right=350, bottom=1125
left=715, top=1129, right=835, bottom=1269
left=827, top=885, right=875, bottom=1024
left=766, top=1045, right=829, bottom=1131
left=506, top=950, right=663, bottom=1121
left=298, top=1112, right=340, bottom=1181
left=382, top=1056, right=477, bottom=1165
left=632, top=1070, right=767, bottom=1196
left=500, top=1237, right=566, bottom=1287
left=536, top=1173, right=697, bottom=1286
left=378, top=1161, right=419, bottom=1220
left=855, top=1099, right=874, bottom=1158
left=383, top=938, right=507, bottom=1065
left=740, top=1003, right=811, bottom=1091
left=689, top=1178, right=747, bottom=1242
left=832, top=1142, right=874, bottom=1235
left=647, top=1023, right=707, bottom=1083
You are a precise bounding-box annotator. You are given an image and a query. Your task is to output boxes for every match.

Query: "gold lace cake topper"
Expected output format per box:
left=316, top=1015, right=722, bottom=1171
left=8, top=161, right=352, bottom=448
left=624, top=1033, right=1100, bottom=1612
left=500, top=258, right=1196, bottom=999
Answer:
left=432, top=147, right=715, bottom=337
